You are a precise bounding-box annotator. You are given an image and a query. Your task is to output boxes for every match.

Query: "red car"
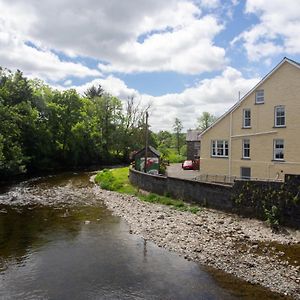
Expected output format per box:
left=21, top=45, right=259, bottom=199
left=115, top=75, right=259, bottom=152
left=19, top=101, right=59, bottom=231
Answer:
left=182, top=160, right=194, bottom=170
left=182, top=159, right=200, bottom=170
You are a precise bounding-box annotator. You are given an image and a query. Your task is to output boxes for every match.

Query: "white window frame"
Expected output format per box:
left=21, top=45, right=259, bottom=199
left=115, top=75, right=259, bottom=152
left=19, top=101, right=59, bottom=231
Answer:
left=273, top=139, right=284, bottom=161
left=241, top=167, right=251, bottom=180
left=255, top=90, right=264, bottom=104
left=243, top=109, right=251, bottom=128
left=274, top=105, right=285, bottom=127
left=211, top=140, right=229, bottom=157
left=242, top=139, right=250, bottom=159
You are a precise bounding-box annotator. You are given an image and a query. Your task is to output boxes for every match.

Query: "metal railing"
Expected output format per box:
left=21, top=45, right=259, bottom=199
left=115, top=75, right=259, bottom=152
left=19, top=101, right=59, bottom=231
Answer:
left=194, top=174, right=284, bottom=185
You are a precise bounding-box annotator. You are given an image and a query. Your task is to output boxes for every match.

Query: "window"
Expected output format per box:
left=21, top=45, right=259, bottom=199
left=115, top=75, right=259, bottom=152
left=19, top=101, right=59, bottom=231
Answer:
left=243, top=109, right=251, bottom=128
left=274, top=139, right=284, bottom=160
left=242, top=139, right=250, bottom=158
left=211, top=140, right=228, bottom=157
left=241, top=167, right=251, bottom=180
left=275, top=106, right=285, bottom=127
left=255, top=90, right=264, bottom=104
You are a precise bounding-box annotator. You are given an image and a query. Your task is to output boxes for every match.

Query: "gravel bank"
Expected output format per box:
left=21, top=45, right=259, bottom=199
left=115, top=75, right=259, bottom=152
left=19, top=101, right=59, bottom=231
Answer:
left=93, top=186, right=300, bottom=299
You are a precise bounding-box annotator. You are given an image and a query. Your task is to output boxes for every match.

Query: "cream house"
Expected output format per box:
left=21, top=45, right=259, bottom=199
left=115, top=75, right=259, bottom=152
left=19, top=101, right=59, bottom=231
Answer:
left=200, top=57, right=300, bottom=181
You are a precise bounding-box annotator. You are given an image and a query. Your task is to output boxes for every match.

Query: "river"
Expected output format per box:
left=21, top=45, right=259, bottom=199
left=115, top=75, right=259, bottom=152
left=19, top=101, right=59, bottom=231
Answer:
left=0, top=172, right=286, bottom=299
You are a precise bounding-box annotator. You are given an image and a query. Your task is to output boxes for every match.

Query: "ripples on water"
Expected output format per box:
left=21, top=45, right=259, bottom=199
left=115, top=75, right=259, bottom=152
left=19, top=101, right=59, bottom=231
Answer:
left=0, top=173, right=288, bottom=300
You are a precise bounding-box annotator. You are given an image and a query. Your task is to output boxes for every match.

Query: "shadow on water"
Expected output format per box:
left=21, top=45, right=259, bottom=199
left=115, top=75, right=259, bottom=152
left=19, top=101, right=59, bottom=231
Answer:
left=0, top=172, right=293, bottom=299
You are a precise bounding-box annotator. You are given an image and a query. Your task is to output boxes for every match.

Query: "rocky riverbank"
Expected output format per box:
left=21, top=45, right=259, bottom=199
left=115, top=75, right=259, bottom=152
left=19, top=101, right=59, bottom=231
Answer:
left=93, top=186, right=300, bottom=299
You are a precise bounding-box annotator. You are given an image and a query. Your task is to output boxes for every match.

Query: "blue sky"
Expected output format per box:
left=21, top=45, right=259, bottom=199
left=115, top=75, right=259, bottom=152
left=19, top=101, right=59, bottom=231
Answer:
left=1, top=0, right=300, bottom=131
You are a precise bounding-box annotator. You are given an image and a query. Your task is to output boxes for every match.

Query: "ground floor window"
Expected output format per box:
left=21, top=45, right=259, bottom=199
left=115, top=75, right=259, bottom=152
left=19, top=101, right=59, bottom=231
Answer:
left=211, top=140, right=228, bottom=157
left=274, top=139, right=284, bottom=160
left=241, top=167, right=251, bottom=179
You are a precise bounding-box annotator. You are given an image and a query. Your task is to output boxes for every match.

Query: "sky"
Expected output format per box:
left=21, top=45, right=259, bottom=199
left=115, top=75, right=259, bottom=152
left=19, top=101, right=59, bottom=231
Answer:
left=1, top=0, right=300, bottom=132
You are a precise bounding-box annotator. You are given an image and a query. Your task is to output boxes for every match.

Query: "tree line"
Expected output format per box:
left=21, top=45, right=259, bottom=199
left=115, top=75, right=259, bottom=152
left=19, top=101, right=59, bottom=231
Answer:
left=0, top=68, right=155, bottom=179
left=0, top=67, right=217, bottom=180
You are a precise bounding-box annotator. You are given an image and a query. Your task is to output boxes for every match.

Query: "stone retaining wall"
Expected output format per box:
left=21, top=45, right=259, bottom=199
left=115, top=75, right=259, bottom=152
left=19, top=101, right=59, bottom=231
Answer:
left=129, top=168, right=300, bottom=229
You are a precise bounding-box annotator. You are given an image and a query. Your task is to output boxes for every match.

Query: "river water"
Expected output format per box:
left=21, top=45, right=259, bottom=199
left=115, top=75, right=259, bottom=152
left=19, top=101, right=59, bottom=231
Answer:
left=0, top=172, right=285, bottom=299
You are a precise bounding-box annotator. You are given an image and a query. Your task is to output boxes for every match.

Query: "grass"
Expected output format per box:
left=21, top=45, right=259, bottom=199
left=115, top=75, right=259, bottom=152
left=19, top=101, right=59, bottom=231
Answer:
left=95, top=167, right=200, bottom=214
left=95, top=167, right=136, bottom=194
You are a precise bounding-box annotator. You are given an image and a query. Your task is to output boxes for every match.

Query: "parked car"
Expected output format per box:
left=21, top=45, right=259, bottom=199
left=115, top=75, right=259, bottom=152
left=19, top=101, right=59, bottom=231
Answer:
left=182, top=160, right=194, bottom=170
left=182, top=159, right=200, bottom=170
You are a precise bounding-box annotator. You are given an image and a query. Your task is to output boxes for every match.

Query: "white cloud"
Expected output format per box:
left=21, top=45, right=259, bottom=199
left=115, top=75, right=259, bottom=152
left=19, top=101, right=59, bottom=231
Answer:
left=232, top=0, right=300, bottom=60
left=99, top=15, right=225, bottom=74
left=0, top=33, right=101, bottom=81
left=0, top=1, right=101, bottom=82
left=68, top=68, right=259, bottom=132
left=148, top=67, right=259, bottom=131
left=63, top=79, right=72, bottom=86
left=195, top=0, right=220, bottom=9
left=0, top=0, right=226, bottom=75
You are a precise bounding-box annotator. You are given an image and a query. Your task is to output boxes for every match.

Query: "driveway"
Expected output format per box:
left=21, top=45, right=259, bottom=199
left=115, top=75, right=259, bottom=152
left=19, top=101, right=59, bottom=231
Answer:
left=166, top=163, right=200, bottom=180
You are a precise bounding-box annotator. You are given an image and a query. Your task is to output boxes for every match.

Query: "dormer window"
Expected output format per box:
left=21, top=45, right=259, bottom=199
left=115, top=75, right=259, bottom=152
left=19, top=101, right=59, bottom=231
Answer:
left=255, top=90, right=264, bottom=104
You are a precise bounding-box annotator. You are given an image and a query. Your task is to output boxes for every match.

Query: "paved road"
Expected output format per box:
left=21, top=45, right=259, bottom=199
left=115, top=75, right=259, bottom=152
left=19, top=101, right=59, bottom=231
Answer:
left=166, top=163, right=200, bottom=180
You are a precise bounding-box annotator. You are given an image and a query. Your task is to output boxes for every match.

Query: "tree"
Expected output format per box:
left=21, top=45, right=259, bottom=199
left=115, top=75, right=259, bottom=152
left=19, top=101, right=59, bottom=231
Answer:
left=0, top=66, right=162, bottom=180
left=173, top=118, right=183, bottom=154
left=155, top=130, right=173, bottom=148
left=197, top=112, right=217, bottom=131
left=84, top=85, right=104, bottom=99
left=119, top=96, right=151, bottom=160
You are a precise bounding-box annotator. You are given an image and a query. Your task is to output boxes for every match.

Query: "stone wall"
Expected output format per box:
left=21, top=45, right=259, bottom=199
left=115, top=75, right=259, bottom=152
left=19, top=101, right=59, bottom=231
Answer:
left=129, top=168, right=300, bottom=229
left=129, top=169, right=232, bottom=210
left=129, top=169, right=167, bottom=195
left=186, top=141, right=200, bottom=160
left=231, top=175, right=300, bottom=228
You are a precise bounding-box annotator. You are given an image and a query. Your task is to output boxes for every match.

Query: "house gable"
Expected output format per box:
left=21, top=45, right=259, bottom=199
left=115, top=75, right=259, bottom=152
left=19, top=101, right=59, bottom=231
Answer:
left=200, top=57, right=300, bottom=138
left=199, top=57, right=300, bottom=180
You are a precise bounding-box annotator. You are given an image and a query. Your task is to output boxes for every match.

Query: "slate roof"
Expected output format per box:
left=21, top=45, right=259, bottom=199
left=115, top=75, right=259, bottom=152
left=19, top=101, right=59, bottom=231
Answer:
left=134, top=146, right=160, bottom=157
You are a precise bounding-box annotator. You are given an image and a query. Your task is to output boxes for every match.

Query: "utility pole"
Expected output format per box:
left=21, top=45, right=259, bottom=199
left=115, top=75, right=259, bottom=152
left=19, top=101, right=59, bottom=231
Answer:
left=144, top=111, right=149, bottom=173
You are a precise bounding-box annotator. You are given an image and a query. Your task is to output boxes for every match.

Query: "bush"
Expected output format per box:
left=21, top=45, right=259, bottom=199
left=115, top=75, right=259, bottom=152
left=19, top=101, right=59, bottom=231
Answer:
left=95, top=169, right=121, bottom=191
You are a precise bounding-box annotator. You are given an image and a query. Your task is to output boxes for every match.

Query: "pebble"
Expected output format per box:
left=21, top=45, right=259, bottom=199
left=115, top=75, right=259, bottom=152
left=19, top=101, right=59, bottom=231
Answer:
left=93, top=185, right=300, bottom=300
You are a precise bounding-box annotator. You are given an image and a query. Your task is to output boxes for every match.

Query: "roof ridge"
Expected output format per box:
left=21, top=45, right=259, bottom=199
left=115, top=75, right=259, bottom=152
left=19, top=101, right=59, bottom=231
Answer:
left=284, top=57, right=300, bottom=66
left=200, top=57, right=300, bottom=136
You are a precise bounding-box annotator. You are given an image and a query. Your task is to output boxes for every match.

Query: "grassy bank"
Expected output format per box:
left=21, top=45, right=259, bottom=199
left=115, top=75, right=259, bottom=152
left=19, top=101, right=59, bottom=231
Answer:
left=95, top=167, right=200, bottom=214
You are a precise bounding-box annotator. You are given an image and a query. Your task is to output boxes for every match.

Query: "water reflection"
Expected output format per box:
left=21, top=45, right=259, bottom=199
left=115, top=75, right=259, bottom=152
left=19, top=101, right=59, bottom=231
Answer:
left=0, top=173, right=289, bottom=299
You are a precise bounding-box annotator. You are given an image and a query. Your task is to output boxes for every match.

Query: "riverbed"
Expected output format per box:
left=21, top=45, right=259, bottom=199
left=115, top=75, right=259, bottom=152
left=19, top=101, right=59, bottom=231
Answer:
left=0, top=172, right=298, bottom=299
left=96, top=185, right=300, bottom=299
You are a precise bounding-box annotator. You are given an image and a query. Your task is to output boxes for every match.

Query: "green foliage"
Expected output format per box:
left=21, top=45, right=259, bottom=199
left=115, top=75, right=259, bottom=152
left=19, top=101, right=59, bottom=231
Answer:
left=232, top=180, right=300, bottom=229
left=95, top=167, right=200, bottom=214
left=0, top=68, right=152, bottom=179
left=139, top=193, right=199, bottom=213
left=264, top=205, right=279, bottom=228
left=180, top=145, right=187, bottom=157
left=197, top=111, right=217, bottom=131
left=155, top=129, right=186, bottom=163
left=173, top=118, right=184, bottom=154
left=167, top=149, right=185, bottom=163
left=159, top=163, right=167, bottom=175
left=95, top=167, right=136, bottom=194
left=95, top=169, right=122, bottom=191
